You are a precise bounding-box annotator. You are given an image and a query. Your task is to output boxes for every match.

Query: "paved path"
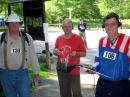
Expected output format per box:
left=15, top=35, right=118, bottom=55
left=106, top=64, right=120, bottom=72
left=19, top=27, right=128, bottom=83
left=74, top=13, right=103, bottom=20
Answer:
left=32, top=74, right=99, bottom=97
left=32, top=72, right=99, bottom=97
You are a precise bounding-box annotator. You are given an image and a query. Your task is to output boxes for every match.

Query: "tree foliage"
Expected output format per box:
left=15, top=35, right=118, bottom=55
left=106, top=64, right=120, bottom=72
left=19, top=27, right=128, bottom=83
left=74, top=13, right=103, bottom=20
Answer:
left=96, top=0, right=130, bottom=19
left=45, top=0, right=101, bottom=23
left=1, top=0, right=130, bottom=23
left=0, top=0, right=9, bottom=18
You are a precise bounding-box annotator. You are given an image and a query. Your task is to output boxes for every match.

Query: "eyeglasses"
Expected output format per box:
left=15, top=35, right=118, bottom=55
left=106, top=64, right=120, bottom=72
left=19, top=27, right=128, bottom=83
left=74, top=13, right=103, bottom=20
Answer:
left=104, top=23, right=117, bottom=28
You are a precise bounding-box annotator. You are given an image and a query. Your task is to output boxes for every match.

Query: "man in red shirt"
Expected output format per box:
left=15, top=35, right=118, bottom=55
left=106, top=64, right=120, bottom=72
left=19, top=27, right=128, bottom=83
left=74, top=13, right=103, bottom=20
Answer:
left=53, top=18, right=86, bottom=97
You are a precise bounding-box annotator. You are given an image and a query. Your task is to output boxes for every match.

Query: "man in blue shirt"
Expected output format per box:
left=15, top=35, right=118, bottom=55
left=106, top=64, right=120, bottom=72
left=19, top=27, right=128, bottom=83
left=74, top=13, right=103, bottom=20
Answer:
left=91, top=12, right=130, bottom=97
left=78, top=18, right=87, bottom=48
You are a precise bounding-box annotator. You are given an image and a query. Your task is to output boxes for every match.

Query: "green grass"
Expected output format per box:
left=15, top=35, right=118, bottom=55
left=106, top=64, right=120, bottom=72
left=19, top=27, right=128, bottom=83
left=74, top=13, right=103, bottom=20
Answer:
left=29, top=63, right=57, bottom=79
left=0, top=26, right=8, bottom=32
left=48, top=25, right=62, bottom=31
left=29, top=63, right=57, bottom=89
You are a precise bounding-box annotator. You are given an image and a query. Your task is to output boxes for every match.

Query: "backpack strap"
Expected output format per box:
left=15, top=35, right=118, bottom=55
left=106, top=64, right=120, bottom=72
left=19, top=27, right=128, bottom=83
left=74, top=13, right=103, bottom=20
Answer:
left=0, top=31, right=30, bottom=46
left=20, top=34, right=26, bottom=69
left=21, top=31, right=30, bottom=46
left=3, top=34, right=8, bottom=69
left=0, top=33, right=6, bottom=44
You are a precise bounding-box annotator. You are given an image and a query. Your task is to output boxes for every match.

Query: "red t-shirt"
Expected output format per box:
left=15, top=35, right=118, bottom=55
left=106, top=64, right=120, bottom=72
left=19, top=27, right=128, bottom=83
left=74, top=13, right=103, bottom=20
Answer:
left=55, top=33, right=86, bottom=74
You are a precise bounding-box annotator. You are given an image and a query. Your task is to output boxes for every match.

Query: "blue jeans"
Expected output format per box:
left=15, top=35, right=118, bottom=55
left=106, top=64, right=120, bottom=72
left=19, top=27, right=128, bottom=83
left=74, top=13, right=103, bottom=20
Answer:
left=0, top=68, right=31, bottom=97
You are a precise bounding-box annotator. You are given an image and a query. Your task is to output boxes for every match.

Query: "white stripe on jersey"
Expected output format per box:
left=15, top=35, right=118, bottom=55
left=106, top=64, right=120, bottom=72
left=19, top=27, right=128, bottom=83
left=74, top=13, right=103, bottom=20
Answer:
left=127, top=45, right=130, bottom=58
left=102, top=37, right=108, bottom=47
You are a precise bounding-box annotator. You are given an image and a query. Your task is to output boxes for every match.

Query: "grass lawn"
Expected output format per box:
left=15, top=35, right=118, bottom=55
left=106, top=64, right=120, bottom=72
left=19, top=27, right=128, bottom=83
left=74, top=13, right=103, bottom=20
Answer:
left=1, top=19, right=130, bottom=33
left=48, top=19, right=130, bottom=30
left=29, top=63, right=57, bottom=89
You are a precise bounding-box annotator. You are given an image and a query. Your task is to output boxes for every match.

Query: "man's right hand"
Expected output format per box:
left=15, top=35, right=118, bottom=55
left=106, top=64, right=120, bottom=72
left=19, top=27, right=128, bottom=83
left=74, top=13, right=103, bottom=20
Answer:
left=53, top=48, right=62, bottom=56
left=86, top=67, right=96, bottom=74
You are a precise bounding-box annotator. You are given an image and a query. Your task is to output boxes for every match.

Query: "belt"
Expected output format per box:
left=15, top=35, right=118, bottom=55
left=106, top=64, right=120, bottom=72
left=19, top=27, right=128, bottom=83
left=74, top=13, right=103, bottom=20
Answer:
left=100, top=78, right=129, bottom=84
left=57, top=63, right=78, bottom=73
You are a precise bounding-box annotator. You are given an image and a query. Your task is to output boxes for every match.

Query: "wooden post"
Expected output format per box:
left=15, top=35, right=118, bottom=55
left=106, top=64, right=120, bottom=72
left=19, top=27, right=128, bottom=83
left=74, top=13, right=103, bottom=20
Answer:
left=45, top=42, right=51, bottom=69
left=42, top=0, right=51, bottom=69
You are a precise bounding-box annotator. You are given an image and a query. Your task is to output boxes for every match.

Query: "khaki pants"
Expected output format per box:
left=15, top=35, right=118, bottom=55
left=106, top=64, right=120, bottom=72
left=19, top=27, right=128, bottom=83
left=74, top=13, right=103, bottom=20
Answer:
left=57, top=71, right=82, bottom=97
left=79, top=32, right=86, bottom=40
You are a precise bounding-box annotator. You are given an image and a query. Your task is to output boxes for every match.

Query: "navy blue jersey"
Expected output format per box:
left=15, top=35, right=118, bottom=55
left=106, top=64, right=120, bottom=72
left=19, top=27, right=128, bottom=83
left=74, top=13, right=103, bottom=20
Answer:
left=78, top=23, right=87, bottom=32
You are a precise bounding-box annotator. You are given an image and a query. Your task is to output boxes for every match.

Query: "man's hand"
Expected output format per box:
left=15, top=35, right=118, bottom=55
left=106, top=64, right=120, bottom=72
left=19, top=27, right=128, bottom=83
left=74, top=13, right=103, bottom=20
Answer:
left=34, top=74, right=43, bottom=86
left=70, top=51, right=77, bottom=57
left=53, top=48, right=62, bottom=56
left=86, top=67, right=96, bottom=74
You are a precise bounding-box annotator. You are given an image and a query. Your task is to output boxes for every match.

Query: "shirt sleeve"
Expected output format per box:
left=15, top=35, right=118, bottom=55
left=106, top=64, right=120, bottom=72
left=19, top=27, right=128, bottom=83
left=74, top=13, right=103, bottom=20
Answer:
left=92, top=45, right=101, bottom=71
left=27, top=34, right=40, bottom=74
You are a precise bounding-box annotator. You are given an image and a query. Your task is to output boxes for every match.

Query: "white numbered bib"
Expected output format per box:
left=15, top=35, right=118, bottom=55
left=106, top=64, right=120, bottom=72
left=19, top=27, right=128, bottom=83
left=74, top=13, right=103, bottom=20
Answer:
left=60, top=58, right=68, bottom=64
left=103, top=51, right=116, bottom=60
left=11, top=48, right=21, bottom=54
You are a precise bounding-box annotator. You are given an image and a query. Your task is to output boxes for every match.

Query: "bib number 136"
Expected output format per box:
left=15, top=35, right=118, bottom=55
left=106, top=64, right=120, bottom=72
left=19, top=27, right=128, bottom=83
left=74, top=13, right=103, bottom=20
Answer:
left=103, top=51, right=116, bottom=60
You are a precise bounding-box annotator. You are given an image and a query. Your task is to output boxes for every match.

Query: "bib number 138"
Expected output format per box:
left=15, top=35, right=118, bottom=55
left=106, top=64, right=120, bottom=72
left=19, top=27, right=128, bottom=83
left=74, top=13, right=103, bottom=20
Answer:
left=103, top=51, right=116, bottom=60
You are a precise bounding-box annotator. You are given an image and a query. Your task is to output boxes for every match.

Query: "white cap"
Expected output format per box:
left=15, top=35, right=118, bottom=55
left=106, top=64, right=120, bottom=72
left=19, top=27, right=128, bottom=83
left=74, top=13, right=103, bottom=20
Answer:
left=6, top=13, right=21, bottom=22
